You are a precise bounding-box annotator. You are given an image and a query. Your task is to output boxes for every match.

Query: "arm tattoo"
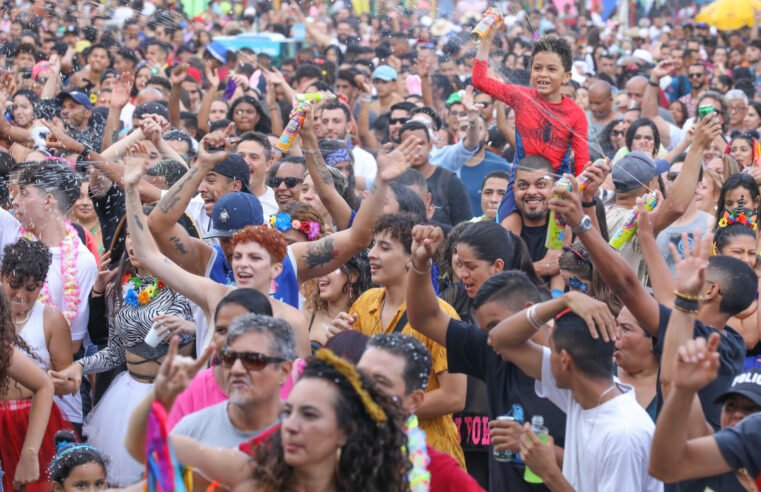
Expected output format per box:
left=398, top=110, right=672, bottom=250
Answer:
left=169, top=235, right=188, bottom=255
left=303, top=149, right=333, bottom=185
left=158, top=166, right=200, bottom=214
left=302, top=237, right=336, bottom=269
left=132, top=214, right=144, bottom=231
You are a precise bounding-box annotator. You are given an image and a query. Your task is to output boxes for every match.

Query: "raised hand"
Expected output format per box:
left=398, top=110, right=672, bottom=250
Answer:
left=139, top=115, right=162, bottom=145
left=376, top=137, right=423, bottom=182
left=354, top=73, right=372, bottom=95
left=205, top=61, right=220, bottom=90
left=197, top=122, right=235, bottom=167
left=123, top=141, right=151, bottom=186
left=635, top=190, right=663, bottom=240
left=673, top=333, right=721, bottom=392
left=651, top=59, right=676, bottom=81
left=580, top=159, right=611, bottom=202
left=92, top=251, right=118, bottom=295
left=170, top=63, right=189, bottom=87
left=110, top=73, right=133, bottom=109
left=668, top=230, right=713, bottom=297
left=0, top=72, right=16, bottom=97
left=563, top=291, right=617, bottom=342
left=692, top=112, right=722, bottom=149
left=154, top=336, right=214, bottom=410
left=42, top=120, right=85, bottom=153
left=461, top=85, right=476, bottom=114
left=411, top=224, right=444, bottom=266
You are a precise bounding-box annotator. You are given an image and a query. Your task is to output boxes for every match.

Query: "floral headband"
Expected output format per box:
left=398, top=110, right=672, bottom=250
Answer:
left=315, top=349, right=388, bottom=424
left=718, top=207, right=758, bottom=231
left=269, top=212, right=321, bottom=240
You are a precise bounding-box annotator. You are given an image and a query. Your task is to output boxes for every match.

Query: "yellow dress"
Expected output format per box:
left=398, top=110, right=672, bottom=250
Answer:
left=349, top=288, right=466, bottom=468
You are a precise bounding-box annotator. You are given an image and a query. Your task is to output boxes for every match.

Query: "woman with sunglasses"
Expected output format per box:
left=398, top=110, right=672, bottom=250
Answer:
left=600, top=118, right=626, bottom=159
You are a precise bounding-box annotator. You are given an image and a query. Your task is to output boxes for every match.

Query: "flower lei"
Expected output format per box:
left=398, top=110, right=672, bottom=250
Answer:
left=122, top=272, right=165, bottom=307
left=21, top=221, right=80, bottom=325
left=405, top=415, right=431, bottom=492
left=269, top=212, right=321, bottom=240
left=718, top=207, right=758, bottom=231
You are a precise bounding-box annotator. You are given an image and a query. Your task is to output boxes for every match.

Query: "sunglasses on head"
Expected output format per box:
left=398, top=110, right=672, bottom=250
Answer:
left=270, top=177, right=303, bottom=188
left=219, top=350, right=284, bottom=371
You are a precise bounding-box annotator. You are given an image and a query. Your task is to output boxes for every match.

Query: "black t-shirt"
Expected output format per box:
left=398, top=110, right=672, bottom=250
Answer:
left=446, top=318, right=566, bottom=492
left=521, top=224, right=548, bottom=263
left=70, top=107, right=108, bottom=151
left=654, top=304, right=746, bottom=431
left=90, top=183, right=125, bottom=262
left=716, top=412, right=761, bottom=477
left=427, top=166, right=473, bottom=226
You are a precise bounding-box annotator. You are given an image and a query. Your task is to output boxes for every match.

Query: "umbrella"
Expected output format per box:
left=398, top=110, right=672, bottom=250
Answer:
left=695, top=0, right=761, bottom=31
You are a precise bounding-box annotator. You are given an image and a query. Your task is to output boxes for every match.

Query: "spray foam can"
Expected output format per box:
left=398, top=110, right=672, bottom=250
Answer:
left=608, top=191, right=658, bottom=250
left=470, top=8, right=503, bottom=43
left=275, top=101, right=310, bottom=152
left=545, top=177, right=573, bottom=250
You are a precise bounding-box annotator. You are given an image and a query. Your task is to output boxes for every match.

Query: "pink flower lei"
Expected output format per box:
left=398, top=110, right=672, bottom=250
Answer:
left=21, top=221, right=80, bottom=325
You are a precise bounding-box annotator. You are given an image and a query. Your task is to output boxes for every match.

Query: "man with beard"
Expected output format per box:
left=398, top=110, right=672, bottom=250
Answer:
left=320, top=100, right=377, bottom=190
left=679, top=62, right=710, bottom=118
left=55, top=91, right=107, bottom=151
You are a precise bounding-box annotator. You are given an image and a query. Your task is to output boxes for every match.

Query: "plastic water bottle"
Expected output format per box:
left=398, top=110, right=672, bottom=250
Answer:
left=493, top=415, right=516, bottom=462
left=524, top=416, right=549, bottom=484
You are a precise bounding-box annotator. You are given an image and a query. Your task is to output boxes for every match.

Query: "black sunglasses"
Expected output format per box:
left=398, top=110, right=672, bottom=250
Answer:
left=270, top=177, right=303, bottom=188
left=389, top=117, right=409, bottom=125
left=611, top=130, right=625, bottom=137
left=219, top=350, right=284, bottom=371
left=689, top=73, right=705, bottom=78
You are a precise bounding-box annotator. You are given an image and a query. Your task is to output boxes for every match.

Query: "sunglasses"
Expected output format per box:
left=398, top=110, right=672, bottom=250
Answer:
left=219, top=350, right=284, bottom=371
left=270, top=177, right=303, bottom=188
left=611, top=130, right=625, bottom=137
left=390, top=117, right=409, bottom=125
left=689, top=73, right=705, bottom=78
left=562, top=244, right=592, bottom=265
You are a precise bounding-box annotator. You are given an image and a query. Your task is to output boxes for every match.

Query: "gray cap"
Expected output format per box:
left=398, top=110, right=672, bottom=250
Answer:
left=612, top=151, right=657, bottom=192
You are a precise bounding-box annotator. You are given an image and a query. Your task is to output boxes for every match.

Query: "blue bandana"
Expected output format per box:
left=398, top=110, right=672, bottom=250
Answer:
left=325, top=148, right=352, bottom=167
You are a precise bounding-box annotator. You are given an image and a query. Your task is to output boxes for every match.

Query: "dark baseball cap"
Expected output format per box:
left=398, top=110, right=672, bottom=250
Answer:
left=205, top=192, right=263, bottom=239
left=55, top=90, right=92, bottom=110
left=612, top=151, right=657, bottom=193
left=715, top=368, right=761, bottom=407
left=211, top=154, right=251, bottom=194
left=133, top=101, right=170, bottom=122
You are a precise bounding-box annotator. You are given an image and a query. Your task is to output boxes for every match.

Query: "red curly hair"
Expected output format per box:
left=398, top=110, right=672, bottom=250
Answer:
left=231, top=225, right=287, bottom=263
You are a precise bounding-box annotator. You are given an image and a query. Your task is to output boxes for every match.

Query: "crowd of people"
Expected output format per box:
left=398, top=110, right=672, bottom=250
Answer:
left=2, top=0, right=761, bottom=490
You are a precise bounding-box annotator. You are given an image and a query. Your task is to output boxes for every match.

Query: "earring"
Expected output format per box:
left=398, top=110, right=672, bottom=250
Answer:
left=335, top=446, right=343, bottom=475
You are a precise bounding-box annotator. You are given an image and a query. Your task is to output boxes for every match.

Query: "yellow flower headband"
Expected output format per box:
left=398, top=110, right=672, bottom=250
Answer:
left=315, top=349, right=388, bottom=424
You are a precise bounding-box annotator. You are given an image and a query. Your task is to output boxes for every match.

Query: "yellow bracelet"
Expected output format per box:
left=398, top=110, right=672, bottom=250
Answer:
left=673, top=290, right=702, bottom=301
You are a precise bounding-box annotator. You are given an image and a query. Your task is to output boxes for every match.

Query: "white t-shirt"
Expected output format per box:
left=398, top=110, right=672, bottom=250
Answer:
left=258, top=186, right=278, bottom=218
left=49, top=239, right=97, bottom=424
left=0, top=208, right=20, bottom=261
left=159, top=190, right=210, bottom=237
left=535, top=348, right=663, bottom=492
left=352, top=146, right=377, bottom=181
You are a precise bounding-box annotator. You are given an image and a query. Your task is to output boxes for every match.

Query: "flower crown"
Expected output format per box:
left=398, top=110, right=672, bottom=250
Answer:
left=315, top=349, right=387, bottom=423
left=269, top=212, right=321, bottom=240
left=718, top=207, right=758, bottom=231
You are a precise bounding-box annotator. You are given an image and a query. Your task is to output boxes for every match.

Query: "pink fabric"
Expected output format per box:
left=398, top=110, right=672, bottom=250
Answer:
left=169, top=359, right=307, bottom=429
left=168, top=367, right=227, bottom=429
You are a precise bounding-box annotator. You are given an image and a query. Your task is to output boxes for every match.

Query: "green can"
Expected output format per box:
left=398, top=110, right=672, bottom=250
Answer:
left=698, top=105, right=716, bottom=119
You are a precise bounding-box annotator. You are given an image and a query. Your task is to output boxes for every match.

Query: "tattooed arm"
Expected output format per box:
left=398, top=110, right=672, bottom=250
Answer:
left=291, top=135, right=424, bottom=282
left=300, top=104, right=354, bottom=230
left=146, top=126, right=235, bottom=275
left=123, top=148, right=227, bottom=316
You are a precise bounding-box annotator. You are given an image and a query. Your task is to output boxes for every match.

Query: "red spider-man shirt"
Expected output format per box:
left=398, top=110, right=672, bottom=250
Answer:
left=472, top=59, right=590, bottom=176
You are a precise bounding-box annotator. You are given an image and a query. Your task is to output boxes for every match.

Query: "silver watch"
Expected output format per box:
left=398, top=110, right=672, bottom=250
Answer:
left=571, top=215, right=592, bottom=234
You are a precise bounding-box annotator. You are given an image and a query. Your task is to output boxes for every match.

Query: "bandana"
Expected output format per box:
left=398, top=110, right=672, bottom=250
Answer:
left=325, top=148, right=352, bottom=167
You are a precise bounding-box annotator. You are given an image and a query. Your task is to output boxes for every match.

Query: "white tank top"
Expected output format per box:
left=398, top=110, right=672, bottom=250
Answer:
left=17, top=302, right=51, bottom=371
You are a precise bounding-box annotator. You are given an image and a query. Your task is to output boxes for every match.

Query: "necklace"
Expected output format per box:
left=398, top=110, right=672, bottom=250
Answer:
left=122, top=272, right=165, bottom=307
left=21, top=221, right=81, bottom=325
left=13, top=308, right=33, bottom=327
left=597, top=383, right=619, bottom=405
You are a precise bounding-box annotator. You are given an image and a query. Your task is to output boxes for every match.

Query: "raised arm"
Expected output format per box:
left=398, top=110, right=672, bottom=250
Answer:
left=495, top=102, right=516, bottom=149
left=649, top=334, right=732, bottom=482
left=147, top=126, right=235, bottom=275
left=472, top=20, right=517, bottom=106
left=406, top=225, right=452, bottom=346
left=102, top=73, right=132, bottom=150
left=550, top=175, right=661, bottom=334
left=488, top=291, right=617, bottom=380
left=299, top=103, right=353, bottom=230
left=635, top=196, right=675, bottom=305
left=291, top=137, right=423, bottom=282
left=654, top=114, right=721, bottom=234
left=123, top=142, right=226, bottom=314
left=198, top=64, right=220, bottom=135
left=168, top=64, right=187, bottom=129
left=643, top=60, right=675, bottom=147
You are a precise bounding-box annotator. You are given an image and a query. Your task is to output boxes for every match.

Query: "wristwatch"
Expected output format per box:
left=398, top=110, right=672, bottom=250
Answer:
left=572, top=214, right=592, bottom=235
left=78, top=144, right=93, bottom=163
